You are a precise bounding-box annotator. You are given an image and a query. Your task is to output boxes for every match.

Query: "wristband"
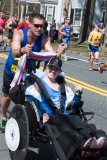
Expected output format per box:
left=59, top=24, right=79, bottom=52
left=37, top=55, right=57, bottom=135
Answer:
left=20, top=48, right=23, bottom=56
left=16, top=49, right=23, bottom=57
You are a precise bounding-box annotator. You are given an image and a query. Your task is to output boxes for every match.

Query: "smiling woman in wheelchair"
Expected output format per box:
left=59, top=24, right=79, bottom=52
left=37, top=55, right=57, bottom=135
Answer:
left=33, top=57, right=67, bottom=123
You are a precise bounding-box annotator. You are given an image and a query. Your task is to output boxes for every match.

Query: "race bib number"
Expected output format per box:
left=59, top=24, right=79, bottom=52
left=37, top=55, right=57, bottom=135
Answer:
left=11, top=64, right=28, bottom=73
left=11, top=64, right=17, bottom=73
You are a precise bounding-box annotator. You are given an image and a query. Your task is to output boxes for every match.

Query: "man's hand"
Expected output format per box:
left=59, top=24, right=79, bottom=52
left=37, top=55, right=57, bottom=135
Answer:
left=23, top=44, right=34, bottom=54
left=43, top=113, right=50, bottom=123
left=57, top=43, right=67, bottom=54
left=63, top=32, right=66, bottom=36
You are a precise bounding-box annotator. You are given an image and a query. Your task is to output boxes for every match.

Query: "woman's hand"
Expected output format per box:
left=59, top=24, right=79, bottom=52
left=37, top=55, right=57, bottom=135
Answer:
left=43, top=113, right=50, bottom=123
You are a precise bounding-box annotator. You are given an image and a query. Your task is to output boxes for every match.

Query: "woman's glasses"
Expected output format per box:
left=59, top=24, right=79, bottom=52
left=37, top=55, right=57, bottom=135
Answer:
left=33, top=24, right=44, bottom=28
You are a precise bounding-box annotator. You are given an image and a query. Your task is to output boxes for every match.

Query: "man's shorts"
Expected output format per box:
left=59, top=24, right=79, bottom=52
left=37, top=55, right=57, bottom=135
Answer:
left=8, top=31, right=13, bottom=39
left=89, top=44, right=99, bottom=53
left=62, top=37, right=70, bottom=46
left=2, top=71, right=13, bottom=94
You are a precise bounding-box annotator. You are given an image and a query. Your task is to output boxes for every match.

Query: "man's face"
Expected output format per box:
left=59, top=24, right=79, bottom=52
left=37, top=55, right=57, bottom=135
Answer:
left=29, top=18, right=44, bottom=36
left=66, top=18, right=70, bottom=24
left=25, top=15, right=29, bottom=21
left=13, top=16, right=18, bottom=21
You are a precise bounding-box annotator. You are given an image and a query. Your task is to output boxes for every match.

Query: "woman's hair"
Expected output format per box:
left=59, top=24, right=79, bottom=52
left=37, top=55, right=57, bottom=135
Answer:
left=29, top=13, right=45, bottom=24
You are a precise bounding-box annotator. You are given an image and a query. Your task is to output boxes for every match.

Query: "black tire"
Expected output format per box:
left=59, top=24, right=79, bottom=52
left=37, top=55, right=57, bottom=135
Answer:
left=9, top=104, right=29, bottom=160
left=24, top=100, right=41, bottom=133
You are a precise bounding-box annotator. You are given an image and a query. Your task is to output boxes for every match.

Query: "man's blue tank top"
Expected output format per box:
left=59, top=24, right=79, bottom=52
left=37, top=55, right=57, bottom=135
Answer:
left=4, top=28, right=43, bottom=76
left=63, top=25, right=72, bottom=38
left=34, top=79, right=67, bottom=117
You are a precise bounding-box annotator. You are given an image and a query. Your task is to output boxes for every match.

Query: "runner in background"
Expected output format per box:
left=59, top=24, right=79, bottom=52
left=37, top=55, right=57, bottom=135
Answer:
left=59, top=17, right=74, bottom=61
left=0, top=11, right=6, bottom=47
left=4, top=14, right=18, bottom=50
left=98, top=62, right=107, bottom=74
left=87, top=22, right=102, bottom=71
left=16, top=12, right=32, bottom=30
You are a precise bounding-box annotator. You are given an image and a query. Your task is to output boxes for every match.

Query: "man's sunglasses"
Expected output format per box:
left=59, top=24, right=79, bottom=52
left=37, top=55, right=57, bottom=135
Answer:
left=33, top=24, right=44, bottom=28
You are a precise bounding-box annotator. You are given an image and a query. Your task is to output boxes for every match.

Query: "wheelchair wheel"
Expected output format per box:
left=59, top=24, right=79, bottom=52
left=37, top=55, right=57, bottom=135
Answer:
left=8, top=104, right=29, bottom=160
left=24, top=100, right=41, bottom=134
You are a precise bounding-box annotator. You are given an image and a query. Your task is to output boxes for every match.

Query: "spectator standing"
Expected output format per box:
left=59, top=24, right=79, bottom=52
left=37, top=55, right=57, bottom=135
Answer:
left=43, top=20, right=48, bottom=36
left=50, top=19, right=56, bottom=42
left=59, top=17, right=74, bottom=61
left=99, top=21, right=106, bottom=47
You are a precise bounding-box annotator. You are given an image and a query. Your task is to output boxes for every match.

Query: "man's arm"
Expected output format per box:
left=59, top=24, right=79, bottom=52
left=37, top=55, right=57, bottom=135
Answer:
left=41, top=34, right=67, bottom=54
left=59, top=25, right=65, bottom=35
left=88, top=32, right=92, bottom=44
left=70, top=25, right=74, bottom=36
left=6, top=20, right=12, bottom=29
left=12, top=30, right=33, bottom=58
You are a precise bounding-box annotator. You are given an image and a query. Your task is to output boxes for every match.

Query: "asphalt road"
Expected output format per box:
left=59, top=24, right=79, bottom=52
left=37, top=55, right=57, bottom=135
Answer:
left=0, top=43, right=107, bottom=160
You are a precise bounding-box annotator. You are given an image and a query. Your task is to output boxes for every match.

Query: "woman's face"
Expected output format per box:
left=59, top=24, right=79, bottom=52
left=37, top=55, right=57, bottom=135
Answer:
left=46, top=65, right=61, bottom=80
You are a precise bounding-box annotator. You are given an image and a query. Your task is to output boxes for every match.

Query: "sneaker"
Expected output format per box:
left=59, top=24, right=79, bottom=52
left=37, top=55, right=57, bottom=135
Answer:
left=88, top=67, right=93, bottom=71
left=81, top=137, right=94, bottom=156
left=0, top=118, right=7, bottom=132
left=62, top=57, right=68, bottom=61
left=98, top=64, right=103, bottom=74
left=96, top=137, right=107, bottom=148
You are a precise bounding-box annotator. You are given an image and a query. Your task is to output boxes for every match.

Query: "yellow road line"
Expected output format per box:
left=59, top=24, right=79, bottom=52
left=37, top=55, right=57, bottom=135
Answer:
left=65, top=78, right=107, bottom=97
left=65, top=76, right=107, bottom=95
left=0, top=53, right=107, bottom=96
left=0, top=53, right=7, bottom=58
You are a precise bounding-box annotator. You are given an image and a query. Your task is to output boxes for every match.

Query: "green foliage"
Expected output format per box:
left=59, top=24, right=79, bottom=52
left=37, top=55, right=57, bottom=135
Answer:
left=0, top=0, right=21, bottom=16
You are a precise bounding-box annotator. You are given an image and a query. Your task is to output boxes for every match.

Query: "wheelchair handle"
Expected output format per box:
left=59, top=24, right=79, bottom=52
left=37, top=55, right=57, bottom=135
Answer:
left=56, top=51, right=61, bottom=58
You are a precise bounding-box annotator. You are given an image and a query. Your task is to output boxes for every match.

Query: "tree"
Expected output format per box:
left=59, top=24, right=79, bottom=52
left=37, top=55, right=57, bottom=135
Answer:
left=104, top=0, right=107, bottom=48
left=77, top=0, right=96, bottom=44
left=10, top=0, right=15, bottom=17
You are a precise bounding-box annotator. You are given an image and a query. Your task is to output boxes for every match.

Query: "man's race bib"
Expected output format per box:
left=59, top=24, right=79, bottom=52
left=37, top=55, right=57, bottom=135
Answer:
left=11, top=58, right=28, bottom=73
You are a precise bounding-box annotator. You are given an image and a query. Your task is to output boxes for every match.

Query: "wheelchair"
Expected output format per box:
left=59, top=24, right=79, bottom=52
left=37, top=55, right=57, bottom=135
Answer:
left=5, top=53, right=107, bottom=160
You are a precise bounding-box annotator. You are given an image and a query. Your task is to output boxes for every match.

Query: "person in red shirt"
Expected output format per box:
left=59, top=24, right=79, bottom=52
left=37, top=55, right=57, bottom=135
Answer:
left=0, top=11, right=6, bottom=47
left=16, top=12, right=32, bottom=30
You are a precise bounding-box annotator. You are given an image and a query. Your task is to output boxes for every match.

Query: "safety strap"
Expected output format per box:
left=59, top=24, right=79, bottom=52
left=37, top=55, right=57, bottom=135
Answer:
left=25, top=73, right=66, bottom=114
